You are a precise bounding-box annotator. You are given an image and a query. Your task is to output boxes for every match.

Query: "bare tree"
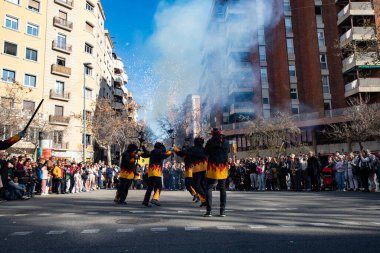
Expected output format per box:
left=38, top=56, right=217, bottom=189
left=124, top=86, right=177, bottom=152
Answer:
left=246, top=112, right=301, bottom=156
left=324, top=97, right=380, bottom=150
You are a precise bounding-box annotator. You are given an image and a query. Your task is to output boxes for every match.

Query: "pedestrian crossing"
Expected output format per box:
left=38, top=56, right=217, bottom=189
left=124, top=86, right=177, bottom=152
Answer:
left=6, top=221, right=380, bottom=237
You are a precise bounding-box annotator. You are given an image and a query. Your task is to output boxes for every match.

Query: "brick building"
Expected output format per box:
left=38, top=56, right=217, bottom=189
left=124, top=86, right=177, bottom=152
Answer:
left=200, top=0, right=380, bottom=154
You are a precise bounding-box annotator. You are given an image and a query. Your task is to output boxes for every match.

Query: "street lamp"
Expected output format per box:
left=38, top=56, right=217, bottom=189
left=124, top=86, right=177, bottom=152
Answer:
left=83, top=62, right=92, bottom=163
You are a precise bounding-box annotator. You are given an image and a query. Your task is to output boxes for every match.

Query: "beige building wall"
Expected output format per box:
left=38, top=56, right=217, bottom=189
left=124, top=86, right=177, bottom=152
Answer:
left=0, top=0, right=47, bottom=111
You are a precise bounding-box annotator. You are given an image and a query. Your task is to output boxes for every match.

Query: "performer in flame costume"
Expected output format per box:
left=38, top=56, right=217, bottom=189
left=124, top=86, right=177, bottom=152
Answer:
left=204, top=128, right=229, bottom=217
left=174, top=138, right=200, bottom=203
left=174, top=137, right=208, bottom=206
left=115, top=143, right=140, bottom=205
left=141, top=141, right=173, bottom=207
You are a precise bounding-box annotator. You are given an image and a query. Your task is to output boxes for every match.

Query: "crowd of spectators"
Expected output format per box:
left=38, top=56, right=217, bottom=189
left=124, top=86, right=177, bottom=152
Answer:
left=1, top=149, right=379, bottom=202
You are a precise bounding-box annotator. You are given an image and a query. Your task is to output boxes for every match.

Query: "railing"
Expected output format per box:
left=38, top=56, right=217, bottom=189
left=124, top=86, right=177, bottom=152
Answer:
left=340, top=27, right=375, bottom=45
left=51, top=64, right=71, bottom=77
left=54, top=0, right=74, bottom=9
left=338, top=2, right=374, bottom=24
left=52, top=40, right=72, bottom=53
left=53, top=16, right=73, bottom=30
left=50, top=89, right=70, bottom=100
left=53, top=142, right=69, bottom=150
left=49, top=115, right=70, bottom=125
left=113, top=88, right=124, bottom=97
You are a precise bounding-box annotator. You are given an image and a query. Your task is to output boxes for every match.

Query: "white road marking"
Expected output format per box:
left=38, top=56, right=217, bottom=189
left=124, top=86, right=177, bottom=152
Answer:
left=130, top=211, right=145, bottom=214
left=243, top=208, right=256, bottom=211
left=46, top=230, right=66, bottom=235
left=339, top=221, right=360, bottom=226
left=81, top=229, right=100, bottom=234
left=185, top=226, right=202, bottom=231
left=38, top=213, right=52, bottom=216
left=154, top=211, right=168, bottom=214
left=310, top=223, right=330, bottom=227
left=280, top=225, right=298, bottom=228
left=0, top=214, right=5, bottom=217
left=217, top=226, right=235, bottom=230
left=117, top=228, right=135, bottom=233
left=11, top=231, right=33, bottom=236
left=286, top=208, right=298, bottom=211
left=177, top=210, right=189, bottom=213
left=109, top=212, right=122, bottom=215
left=264, top=208, right=278, bottom=211
left=61, top=213, right=75, bottom=215
left=249, top=225, right=268, bottom=229
left=151, top=227, right=168, bottom=232
left=87, top=212, right=99, bottom=215
left=373, top=222, right=380, bottom=225
left=14, top=214, right=27, bottom=217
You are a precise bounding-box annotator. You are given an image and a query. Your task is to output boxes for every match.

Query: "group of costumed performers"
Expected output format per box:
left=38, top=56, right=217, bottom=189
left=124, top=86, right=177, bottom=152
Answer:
left=115, top=128, right=229, bottom=217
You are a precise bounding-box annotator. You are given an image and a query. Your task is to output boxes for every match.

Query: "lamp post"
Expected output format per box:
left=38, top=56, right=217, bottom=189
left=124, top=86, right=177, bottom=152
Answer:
left=83, top=62, right=92, bottom=163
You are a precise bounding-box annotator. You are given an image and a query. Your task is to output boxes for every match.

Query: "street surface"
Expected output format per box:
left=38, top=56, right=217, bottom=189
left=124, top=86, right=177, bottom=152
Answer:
left=0, top=190, right=380, bottom=253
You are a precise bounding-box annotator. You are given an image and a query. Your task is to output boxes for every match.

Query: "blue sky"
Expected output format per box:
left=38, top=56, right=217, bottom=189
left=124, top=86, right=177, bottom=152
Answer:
left=101, top=0, right=212, bottom=136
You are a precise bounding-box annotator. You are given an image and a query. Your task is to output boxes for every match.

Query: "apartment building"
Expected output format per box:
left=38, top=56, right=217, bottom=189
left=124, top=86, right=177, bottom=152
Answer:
left=0, top=0, right=133, bottom=161
left=201, top=0, right=380, bottom=154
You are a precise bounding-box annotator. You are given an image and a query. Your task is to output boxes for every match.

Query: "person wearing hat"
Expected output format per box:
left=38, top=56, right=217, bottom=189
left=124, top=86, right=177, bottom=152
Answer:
left=141, top=141, right=173, bottom=207
left=116, top=143, right=140, bottom=205
left=204, top=128, right=229, bottom=217
left=174, top=136, right=208, bottom=206
left=174, top=138, right=199, bottom=202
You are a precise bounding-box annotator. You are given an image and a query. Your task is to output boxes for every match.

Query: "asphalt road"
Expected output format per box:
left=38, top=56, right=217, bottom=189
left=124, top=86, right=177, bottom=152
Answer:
left=0, top=189, right=380, bottom=253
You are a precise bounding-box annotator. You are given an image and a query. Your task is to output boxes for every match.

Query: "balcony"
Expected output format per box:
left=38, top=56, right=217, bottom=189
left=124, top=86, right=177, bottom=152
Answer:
left=340, top=27, right=375, bottom=47
left=53, top=16, right=73, bottom=31
left=337, top=2, right=374, bottom=25
left=345, top=78, right=380, bottom=97
left=113, top=88, right=124, bottom=97
left=341, top=52, right=378, bottom=73
left=49, top=115, right=70, bottom=126
left=51, top=64, right=71, bottom=77
left=53, top=142, right=69, bottom=150
left=50, top=89, right=71, bottom=101
left=52, top=40, right=72, bottom=54
left=228, top=85, right=254, bottom=95
left=230, top=102, right=254, bottom=114
left=54, top=0, right=73, bottom=9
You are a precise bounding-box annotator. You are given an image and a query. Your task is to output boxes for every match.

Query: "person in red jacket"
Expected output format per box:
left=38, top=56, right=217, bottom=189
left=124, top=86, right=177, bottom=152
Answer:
left=141, top=141, right=173, bottom=207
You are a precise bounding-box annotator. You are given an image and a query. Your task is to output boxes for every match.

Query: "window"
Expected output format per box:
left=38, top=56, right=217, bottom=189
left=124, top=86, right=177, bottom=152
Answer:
left=289, top=64, right=296, bottom=77
left=324, top=100, right=331, bottom=111
left=85, top=43, right=93, bottom=54
left=55, top=105, right=64, bottom=116
left=83, top=134, right=92, bottom=145
left=28, top=0, right=40, bottom=12
left=290, top=88, right=298, bottom=99
left=85, top=88, right=92, bottom=99
left=57, top=34, right=67, bottom=49
left=85, top=21, right=94, bottom=33
left=322, top=75, right=330, bottom=94
left=3, top=41, right=17, bottom=56
left=283, top=0, right=291, bottom=12
left=291, top=107, right=299, bottom=115
left=286, top=38, right=294, bottom=54
left=57, top=57, right=66, bottom=66
left=27, top=23, right=39, bottom=36
left=55, top=81, right=65, bottom=96
left=85, top=66, right=92, bottom=76
left=259, top=46, right=266, bottom=61
left=59, top=11, right=67, bottom=20
left=53, top=131, right=63, bottom=144
left=320, top=53, right=328, bottom=69
left=260, top=67, right=268, bottom=82
left=2, top=69, right=15, bottom=82
left=262, top=97, right=269, bottom=104
left=86, top=1, right=94, bottom=12
left=24, top=74, right=36, bottom=87
left=263, top=109, right=270, bottom=119
left=6, top=0, right=20, bottom=4
left=285, top=16, right=293, bottom=33
left=23, top=100, right=35, bottom=112
left=317, top=29, right=325, bottom=47
left=5, top=15, right=19, bottom=30
left=1, top=97, right=14, bottom=109
left=26, top=48, right=38, bottom=61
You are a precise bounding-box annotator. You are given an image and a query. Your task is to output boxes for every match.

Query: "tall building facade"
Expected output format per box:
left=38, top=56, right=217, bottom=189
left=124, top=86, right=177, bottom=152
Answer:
left=0, top=0, right=134, bottom=161
left=201, top=0, right=380, bottom=153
